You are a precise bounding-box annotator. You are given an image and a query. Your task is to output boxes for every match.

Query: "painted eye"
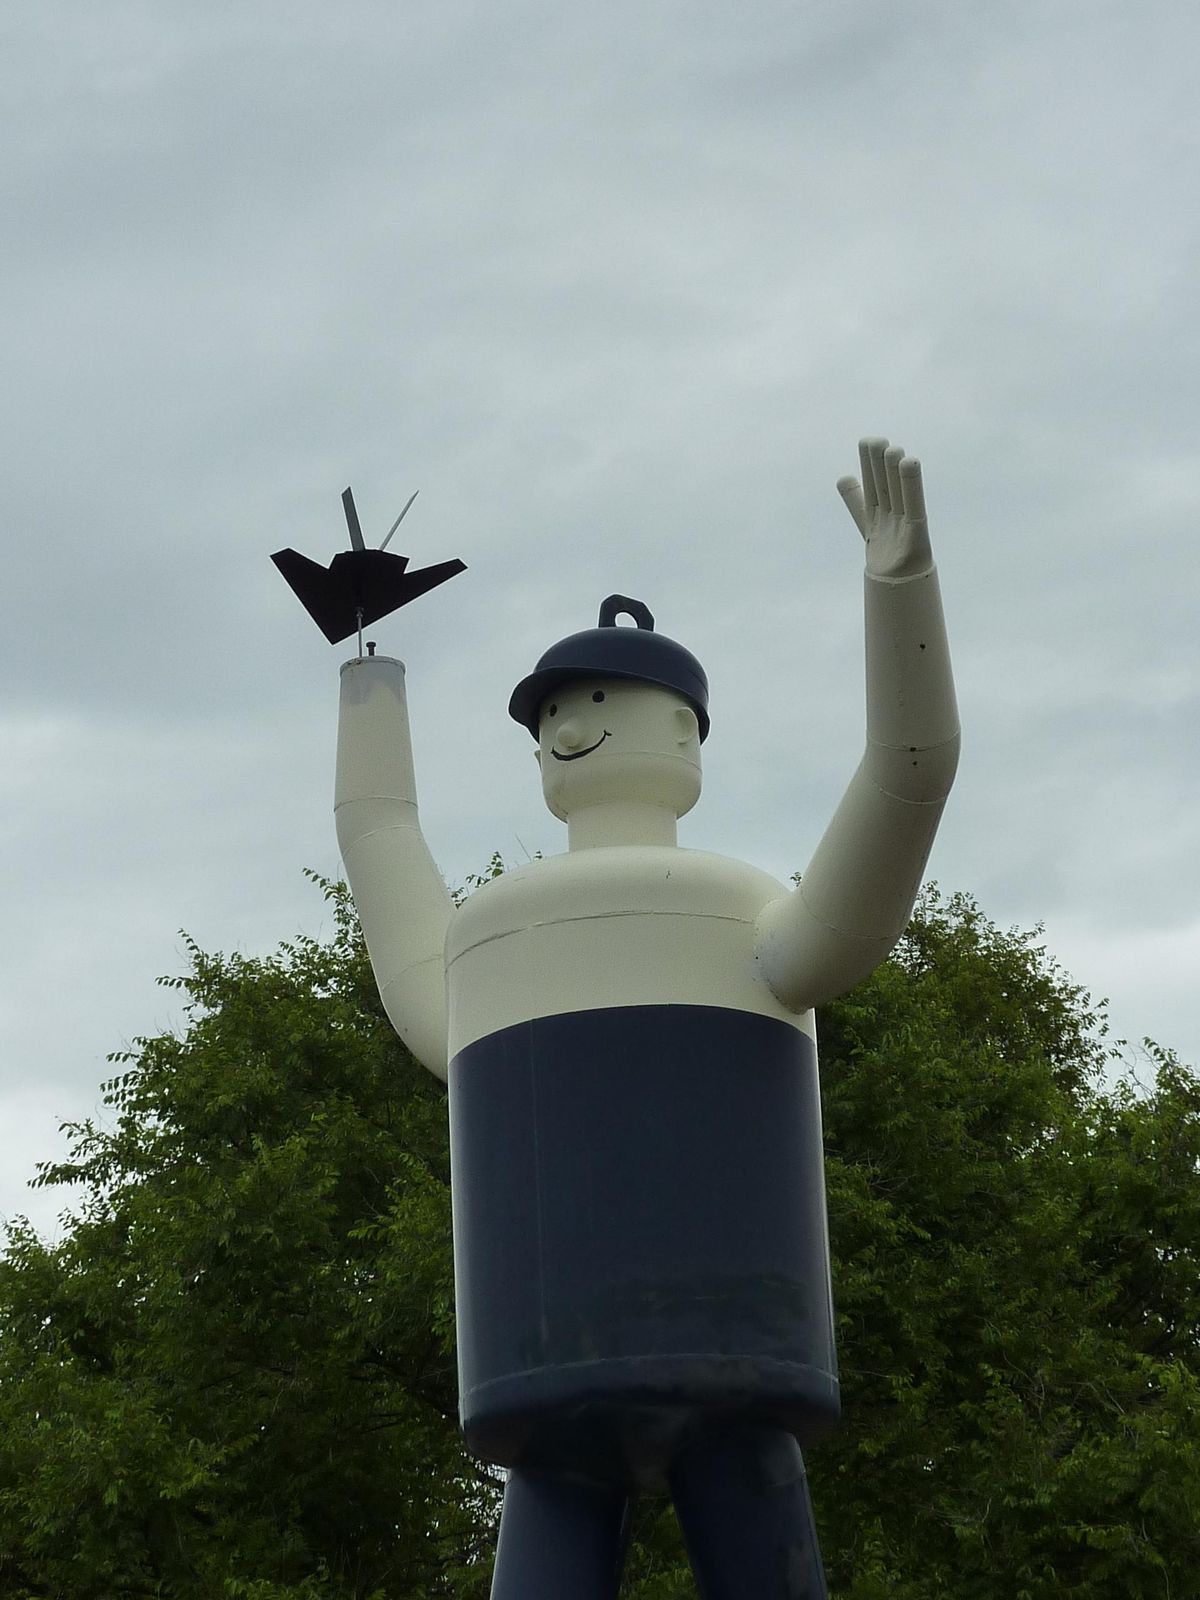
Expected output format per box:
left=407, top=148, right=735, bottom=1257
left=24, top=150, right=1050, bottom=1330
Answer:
left=592, top=690, right=605, bottom=703
left=548, top=703, right=558, bottom=717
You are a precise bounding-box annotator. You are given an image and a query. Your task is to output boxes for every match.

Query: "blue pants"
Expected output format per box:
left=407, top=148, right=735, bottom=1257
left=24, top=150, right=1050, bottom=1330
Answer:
left=490, top=1428, right=827, bottom=1600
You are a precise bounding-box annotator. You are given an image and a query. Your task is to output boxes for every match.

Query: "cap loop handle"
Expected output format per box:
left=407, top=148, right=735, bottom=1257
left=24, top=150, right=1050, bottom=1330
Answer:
left=598, top=594, right=655, bottom=631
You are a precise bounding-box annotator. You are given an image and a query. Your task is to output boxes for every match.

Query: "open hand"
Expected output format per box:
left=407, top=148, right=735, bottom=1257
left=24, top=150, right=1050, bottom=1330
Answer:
left=837, top=437, right=932, bottom=581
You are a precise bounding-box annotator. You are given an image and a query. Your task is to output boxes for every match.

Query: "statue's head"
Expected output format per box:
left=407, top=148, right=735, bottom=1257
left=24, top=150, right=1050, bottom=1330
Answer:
left=508, top=596, right=708, bottom=823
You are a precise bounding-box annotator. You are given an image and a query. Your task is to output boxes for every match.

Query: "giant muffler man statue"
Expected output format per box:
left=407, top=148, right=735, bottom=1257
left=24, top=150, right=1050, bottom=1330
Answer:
left=274, top=437, right=959, bottom=1598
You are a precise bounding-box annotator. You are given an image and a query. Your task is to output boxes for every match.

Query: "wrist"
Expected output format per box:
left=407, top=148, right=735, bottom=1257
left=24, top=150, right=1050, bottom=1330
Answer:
left=865, top=559, right=937, bottom=586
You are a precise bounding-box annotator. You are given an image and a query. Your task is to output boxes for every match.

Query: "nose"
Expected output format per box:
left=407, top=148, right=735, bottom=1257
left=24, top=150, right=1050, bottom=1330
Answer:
left=556, top=719, right=584, bottom=751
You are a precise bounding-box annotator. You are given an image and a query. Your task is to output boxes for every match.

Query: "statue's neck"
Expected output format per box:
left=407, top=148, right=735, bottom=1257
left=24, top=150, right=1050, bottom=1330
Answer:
left=566, top=802, right=679, bottom=851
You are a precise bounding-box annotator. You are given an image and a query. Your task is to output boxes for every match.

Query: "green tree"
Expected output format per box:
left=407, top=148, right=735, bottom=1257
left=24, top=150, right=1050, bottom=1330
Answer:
left=0, top=880, right=493, bottom=1600
left=1, top=882, right=1197, bottom=1598
left=812, top=892, right=1200, bottom=1599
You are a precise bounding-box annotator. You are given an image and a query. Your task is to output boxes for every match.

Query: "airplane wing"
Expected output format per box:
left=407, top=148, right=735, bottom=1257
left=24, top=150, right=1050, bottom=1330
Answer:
left=272, top=547, right=466, bottom=644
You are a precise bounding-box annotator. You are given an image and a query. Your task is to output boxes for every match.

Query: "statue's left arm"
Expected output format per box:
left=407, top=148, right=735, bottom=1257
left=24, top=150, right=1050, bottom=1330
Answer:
left=755, top=438, right=960, bottom=1012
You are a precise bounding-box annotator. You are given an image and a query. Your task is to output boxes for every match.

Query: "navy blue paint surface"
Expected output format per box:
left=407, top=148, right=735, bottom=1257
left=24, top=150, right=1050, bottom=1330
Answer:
left=449, top=1005, right=839, bottom=1489
left=508, top=605, right=711, bottom=740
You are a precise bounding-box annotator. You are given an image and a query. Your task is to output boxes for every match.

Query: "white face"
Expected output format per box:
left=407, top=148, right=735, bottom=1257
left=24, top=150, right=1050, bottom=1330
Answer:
left=535, top=677, right=702, bottom=822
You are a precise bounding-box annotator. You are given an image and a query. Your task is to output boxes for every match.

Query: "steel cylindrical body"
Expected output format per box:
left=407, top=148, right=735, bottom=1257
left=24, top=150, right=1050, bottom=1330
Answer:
left=445, top=848, right=838, bottom=1491
left=450, top=1004, right=837, bottom=1490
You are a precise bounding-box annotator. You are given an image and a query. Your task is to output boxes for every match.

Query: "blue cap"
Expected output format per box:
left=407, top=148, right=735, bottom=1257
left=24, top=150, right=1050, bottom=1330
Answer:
left=508, top=595, right=710, bottom=741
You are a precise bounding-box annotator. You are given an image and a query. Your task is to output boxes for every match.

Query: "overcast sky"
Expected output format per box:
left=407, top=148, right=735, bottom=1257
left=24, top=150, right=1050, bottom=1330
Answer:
left=4, top=0, right=1198, bottom=1237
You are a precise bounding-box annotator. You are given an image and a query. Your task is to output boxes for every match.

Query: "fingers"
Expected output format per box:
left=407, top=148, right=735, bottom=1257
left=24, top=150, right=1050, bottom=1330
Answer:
left=899, top=456, right=926, bottom=526
left=858, top=438, right=880, bottom=511
left=884, top=445, right=905, bottom=514
left=868, top=436, right=893, bottom=510
left=837, top=475, right=867, bottom=536
left=854, top=437, right=925, bottom=522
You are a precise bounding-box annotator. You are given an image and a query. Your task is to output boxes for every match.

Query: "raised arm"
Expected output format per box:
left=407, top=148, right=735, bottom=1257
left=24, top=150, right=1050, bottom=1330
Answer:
left=335, top=655, right=453, bottom=1080
left=755, top=438, right=960, bottom=1012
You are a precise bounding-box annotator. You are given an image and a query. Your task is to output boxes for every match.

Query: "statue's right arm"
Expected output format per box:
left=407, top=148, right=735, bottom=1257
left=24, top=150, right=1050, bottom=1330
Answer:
left=335, top=655, right=453, bottom=1081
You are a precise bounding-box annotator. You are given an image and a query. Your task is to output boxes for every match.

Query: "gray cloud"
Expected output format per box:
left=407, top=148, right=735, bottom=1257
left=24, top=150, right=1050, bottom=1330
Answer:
left=4, top=1, right=1198, bottom=1234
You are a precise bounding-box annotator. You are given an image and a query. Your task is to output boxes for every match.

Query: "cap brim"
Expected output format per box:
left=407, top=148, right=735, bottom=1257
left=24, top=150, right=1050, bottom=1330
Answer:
left=508, top=667, right=709, bottom=741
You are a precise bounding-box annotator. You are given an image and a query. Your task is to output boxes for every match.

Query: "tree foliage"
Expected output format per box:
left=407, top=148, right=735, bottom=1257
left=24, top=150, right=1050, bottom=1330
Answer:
left=1, top=881, right=1197, bottom=1598
left=0, top=881, right=490, bottom=1600
left=814, top=893, right=1200, bottom=1598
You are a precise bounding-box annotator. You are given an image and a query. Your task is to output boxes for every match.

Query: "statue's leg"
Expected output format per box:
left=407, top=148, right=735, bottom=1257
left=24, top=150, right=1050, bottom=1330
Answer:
left=669, top=1428, right=827, bottom=1600
left=490, top=1468, right=630, bottom=1600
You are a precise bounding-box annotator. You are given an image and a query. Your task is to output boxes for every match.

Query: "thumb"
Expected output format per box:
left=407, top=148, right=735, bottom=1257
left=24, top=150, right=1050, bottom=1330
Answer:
left=836, top=475, right=867, bottom=538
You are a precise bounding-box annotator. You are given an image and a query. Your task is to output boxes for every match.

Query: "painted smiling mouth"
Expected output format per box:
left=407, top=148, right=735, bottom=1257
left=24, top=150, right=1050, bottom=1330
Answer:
left=552, top=730, right=611, bottom=762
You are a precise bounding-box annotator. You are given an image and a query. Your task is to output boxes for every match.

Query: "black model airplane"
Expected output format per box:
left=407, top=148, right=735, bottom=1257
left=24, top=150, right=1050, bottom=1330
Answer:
left=272, top=487, right=466, bottom=645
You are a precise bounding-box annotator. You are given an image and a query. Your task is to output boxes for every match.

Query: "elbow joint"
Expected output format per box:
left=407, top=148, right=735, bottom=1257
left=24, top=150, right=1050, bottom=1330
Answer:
left=864, top=729, right=960, bottom=803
